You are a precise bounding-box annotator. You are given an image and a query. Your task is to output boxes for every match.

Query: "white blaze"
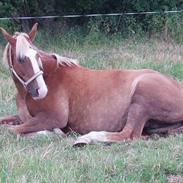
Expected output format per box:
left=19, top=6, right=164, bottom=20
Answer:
left=25, top=48, right=48, bottom=99
left=15, top=34, right=48, bottom=99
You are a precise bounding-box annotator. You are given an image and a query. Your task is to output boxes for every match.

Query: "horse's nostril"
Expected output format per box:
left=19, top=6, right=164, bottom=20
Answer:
left=29, top=88, right=39, bottom=97
left=35, top=88, right=39, bottom=95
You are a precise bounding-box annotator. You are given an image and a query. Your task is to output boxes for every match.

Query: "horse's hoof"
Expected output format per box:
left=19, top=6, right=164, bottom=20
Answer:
left=73, top=142, right=88, bottom=148
left=73, top=138, right=90, bottom=147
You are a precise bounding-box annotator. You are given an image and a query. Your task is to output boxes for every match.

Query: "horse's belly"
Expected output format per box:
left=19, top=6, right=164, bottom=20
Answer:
left=69, top=118, right=124, bottom=134
left=68, top=100, right=128, bottom=134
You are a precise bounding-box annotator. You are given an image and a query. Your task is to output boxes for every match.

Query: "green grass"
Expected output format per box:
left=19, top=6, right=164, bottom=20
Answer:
left=0, top=129, right=183, bottom=183
left=1, top=35, right=183, bottom=182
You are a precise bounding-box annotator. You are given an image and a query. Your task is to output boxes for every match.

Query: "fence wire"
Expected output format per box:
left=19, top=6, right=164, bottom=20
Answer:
left=0, top=10, right=183, bottom=20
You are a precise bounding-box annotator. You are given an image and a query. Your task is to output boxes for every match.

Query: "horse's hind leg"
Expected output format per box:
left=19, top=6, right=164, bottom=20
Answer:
left=74, top=103, right=148, bottom=146
left=0, top=115, right=22, bottom=125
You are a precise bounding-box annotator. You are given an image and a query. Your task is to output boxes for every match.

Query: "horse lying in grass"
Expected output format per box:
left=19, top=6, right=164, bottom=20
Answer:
left=0, top=23, right=183, bottom=146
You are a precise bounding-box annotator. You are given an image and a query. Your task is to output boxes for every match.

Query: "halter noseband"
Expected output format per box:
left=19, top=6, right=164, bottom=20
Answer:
left=8, top=45, right=43, bottom=88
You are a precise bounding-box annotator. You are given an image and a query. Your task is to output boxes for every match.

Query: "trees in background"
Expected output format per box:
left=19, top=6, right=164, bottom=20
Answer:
left=0, top=0, right=182, bottom=41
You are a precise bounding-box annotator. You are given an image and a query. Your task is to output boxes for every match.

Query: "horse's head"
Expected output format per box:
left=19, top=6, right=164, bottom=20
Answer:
left=0, top=23, right=48, bottom=100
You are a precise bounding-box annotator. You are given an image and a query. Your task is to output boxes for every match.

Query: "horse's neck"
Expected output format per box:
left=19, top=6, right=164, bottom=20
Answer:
left=41, top=54, right=58, bottom=76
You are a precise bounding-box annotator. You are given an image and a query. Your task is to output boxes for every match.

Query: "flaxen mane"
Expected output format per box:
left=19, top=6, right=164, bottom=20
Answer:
left=52, top=53, right=79, bottom=67
left=15, top=32, right=79, bottom=67
left=15, top=33, right=31, bottom=59
left=3, top=32, right=31, bottom=69
left=3, top=33, right=79, bottom=70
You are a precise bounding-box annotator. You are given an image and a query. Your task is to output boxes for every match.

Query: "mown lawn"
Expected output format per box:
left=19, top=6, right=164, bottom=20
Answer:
left=0, top=37, right=183, bottom=183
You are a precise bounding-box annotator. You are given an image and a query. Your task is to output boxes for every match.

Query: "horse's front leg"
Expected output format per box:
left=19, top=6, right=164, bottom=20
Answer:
left=9, top=112, right=67, bottom=136
left=0, top=115, right=23, bottom=125
left=0, top=93, right=31, bottom=125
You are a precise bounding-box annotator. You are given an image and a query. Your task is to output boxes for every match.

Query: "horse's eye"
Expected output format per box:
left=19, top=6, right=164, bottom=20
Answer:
left=19, top=57, right=25, bottom=64
left=19, top=56, right=29, bottom=64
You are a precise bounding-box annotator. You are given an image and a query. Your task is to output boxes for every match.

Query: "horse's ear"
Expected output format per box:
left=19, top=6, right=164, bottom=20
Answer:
left=0, top=27, right=16, bottom=45
left=28, top=23, right=38, bottom=41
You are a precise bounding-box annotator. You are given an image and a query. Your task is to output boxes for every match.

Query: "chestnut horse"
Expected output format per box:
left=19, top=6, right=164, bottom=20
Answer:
left=1, top=23, right=183, bottom=145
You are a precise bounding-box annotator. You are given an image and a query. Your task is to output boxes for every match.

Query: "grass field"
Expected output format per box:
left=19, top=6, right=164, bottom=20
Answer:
left=1, top=35, right=183, bottom=183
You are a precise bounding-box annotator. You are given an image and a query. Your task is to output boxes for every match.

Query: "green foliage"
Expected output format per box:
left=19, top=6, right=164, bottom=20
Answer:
left=0, top=0, right=183, bottom=42
left=166, top=14, right=183, bottom=43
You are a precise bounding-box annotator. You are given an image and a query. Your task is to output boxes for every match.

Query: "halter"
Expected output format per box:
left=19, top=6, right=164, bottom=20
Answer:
left=8, top=45, right=43, bottom=88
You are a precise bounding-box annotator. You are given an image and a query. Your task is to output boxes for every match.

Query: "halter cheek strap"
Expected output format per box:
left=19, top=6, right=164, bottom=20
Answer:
left=10, top=67, right=43, bottom=88
left=8, top=45, right=43, bottom=88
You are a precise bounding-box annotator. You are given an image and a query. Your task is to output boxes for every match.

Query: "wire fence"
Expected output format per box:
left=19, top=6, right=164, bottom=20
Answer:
left=0, top=10, right=183, bottom=20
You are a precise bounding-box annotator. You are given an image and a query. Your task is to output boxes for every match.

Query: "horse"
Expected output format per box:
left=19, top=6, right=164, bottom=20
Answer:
left=1, top=23, right=183, bottom=146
